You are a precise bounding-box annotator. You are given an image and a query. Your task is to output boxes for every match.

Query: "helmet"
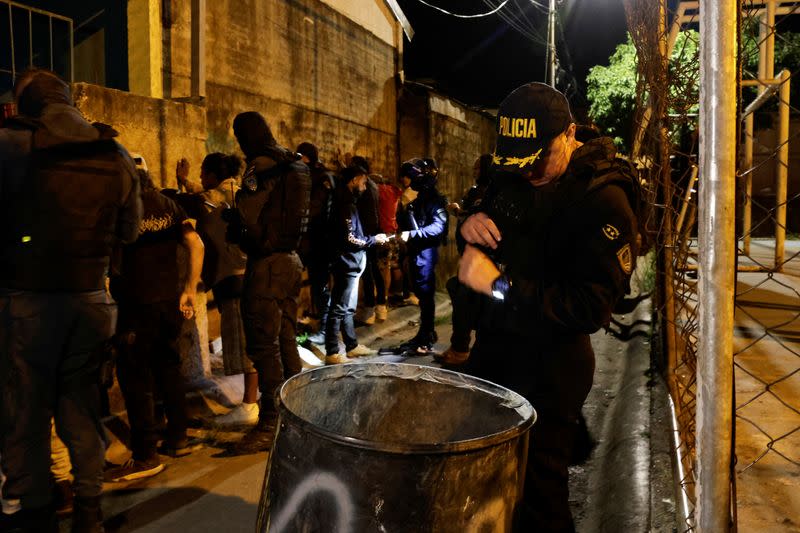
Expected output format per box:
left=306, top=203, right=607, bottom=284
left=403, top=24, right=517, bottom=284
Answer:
left=400, top=157, right=437, bottom=191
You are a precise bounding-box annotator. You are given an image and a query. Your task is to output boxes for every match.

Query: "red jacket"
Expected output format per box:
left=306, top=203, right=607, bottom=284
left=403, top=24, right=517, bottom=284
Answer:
left=378, top=183, right=403, bottom=234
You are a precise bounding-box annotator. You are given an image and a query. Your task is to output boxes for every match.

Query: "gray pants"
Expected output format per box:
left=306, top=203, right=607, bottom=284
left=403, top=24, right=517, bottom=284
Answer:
left=0, top=289, right=114, bottom=509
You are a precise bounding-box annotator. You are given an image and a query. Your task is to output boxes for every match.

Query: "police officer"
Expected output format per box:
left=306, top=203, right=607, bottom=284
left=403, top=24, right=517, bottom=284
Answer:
left=229, top=112, right=311, bottom=454
left=0, top=69, right=142, bottom=532
left=398, top=158, right=448, bottom=353
left=458, top=83, right=638, bottom=532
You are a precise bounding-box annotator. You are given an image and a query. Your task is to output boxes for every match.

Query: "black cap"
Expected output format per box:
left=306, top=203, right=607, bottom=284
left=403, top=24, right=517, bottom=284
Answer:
left=493, top=82, right=573, bottom=171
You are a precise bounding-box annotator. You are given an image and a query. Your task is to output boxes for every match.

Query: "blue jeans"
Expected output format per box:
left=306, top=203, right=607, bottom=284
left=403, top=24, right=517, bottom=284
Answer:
left=325, top=255, right=366, bottom=355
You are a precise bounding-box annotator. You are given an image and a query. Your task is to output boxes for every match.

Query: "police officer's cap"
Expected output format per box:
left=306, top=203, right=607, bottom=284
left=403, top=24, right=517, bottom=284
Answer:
left=400, top=158, right=427, bottom=180
left=493, top=82, right=573, bottom=172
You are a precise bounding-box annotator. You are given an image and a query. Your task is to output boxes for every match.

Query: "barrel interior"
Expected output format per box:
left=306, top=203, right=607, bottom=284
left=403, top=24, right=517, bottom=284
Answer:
left=281, top=365, right=530, bottom=447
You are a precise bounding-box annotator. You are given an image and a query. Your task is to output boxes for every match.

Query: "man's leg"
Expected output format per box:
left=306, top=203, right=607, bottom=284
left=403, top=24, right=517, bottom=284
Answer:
left=55, top=291, right=117, bottom=532
left=151, top=304, right=190, bottom=453
left=325, top=268, right=348, bottom=356
left=306, top=255, right=331, bottom=334
left=0, top=291, right=64, bottom=531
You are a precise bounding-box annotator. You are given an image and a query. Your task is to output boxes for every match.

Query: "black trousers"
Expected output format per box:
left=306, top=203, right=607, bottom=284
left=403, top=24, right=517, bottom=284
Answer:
left=241, top=253, right=303, bottom=418
left=446, top=276, right=473, bottom=352
left=306, top=252, right=331, bottom=329
left=115, top=301, right=188, bottom=460
left=466, top=330, right=595, bottom=533
left=0, top=289, right=113, bottom=510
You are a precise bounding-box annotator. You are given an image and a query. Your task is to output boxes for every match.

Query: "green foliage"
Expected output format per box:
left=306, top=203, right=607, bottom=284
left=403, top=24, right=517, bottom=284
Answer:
left=586, top=35, right=637, bottom=151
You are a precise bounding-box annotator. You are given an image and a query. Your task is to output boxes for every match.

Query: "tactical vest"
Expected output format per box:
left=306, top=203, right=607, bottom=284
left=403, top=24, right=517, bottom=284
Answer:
left=236, top=153, right=311, bottom=258
left=0, top=121, right=130, bottom=291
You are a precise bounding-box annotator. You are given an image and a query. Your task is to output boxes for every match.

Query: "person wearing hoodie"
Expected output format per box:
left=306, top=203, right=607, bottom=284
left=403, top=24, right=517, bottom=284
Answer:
left=227, top=112, right=311, bottom=454
left=0, top=69, right=142, bottom=533
left=325, top=165, right=389, bottom=364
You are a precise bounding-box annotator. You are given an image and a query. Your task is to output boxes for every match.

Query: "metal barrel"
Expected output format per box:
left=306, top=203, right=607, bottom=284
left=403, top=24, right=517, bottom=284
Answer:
left=256, top=362, right=536, bottom=533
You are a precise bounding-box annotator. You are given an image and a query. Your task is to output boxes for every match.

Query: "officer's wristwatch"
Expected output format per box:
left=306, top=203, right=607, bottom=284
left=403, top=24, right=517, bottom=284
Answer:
left=491, top=274, right=511, bottom=301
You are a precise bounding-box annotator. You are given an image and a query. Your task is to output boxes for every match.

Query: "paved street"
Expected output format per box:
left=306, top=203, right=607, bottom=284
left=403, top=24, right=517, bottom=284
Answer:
left=62, top=295, right=665, bottom=532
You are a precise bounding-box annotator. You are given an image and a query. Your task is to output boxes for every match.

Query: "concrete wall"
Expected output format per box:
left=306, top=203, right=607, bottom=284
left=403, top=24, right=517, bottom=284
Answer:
left=73, top=83, right=207, bottom=189
left=399, top=86, right=497, bottom=283
left=158, top=0, right=400, bottom=175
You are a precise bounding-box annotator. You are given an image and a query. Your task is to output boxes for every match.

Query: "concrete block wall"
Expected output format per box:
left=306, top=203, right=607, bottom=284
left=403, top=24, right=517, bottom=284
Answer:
left=399, top=87, right=497, bottom=283
left=159, top=0, right=399, bottom=175
left=73, top=83, right=207, bottom=189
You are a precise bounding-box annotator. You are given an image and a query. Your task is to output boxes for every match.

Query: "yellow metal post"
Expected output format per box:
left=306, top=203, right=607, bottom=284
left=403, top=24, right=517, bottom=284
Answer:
left=775, top=69, right=790, bottom=271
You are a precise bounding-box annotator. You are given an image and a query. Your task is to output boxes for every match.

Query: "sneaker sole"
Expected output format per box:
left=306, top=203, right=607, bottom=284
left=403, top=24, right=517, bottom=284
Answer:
left=108, top=463, right=165, bottom=482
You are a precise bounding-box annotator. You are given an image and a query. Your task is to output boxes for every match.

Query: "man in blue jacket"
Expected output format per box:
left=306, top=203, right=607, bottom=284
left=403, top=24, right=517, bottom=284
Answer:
left=398, top=158, right=448, bottom=353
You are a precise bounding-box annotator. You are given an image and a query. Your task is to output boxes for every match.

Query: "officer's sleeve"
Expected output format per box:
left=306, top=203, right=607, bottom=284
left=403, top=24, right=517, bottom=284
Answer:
left=410, top=205, right=447, bottom=240
left=505, top=185, right=637, bottom=334
left=116, top=149, right=143, bottom=244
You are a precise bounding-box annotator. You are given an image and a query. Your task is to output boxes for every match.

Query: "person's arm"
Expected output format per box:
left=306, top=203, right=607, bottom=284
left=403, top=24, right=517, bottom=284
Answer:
left=459, top=186, right=637, bottom=334
left=345, top=213, right=377, bottom=249
left=117, top=151, right=143, bottom=244
left=179, top=222, right=205, bottom=319
left=176, top=158, right=204, bottom=193
left=401, top=202, right=447, bottom=242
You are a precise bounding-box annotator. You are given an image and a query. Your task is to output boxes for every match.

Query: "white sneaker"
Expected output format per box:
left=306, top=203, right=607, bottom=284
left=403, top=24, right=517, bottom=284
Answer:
left=375, top=305, right=388, bottom=321
left=214, top=402, right=259, bottom=427
left=346, top=344, right=376, bottom=358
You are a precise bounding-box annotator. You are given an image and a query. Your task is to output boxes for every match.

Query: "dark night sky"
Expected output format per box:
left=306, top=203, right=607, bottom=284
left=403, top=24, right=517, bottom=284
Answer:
left=395, top=0, right=629, bottom=117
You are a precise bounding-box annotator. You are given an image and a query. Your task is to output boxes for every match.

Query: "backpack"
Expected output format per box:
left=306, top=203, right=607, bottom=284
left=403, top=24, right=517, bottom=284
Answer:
left=227, top=151, right=311, bottom=258
left=1, top=117, right=128, bottom=290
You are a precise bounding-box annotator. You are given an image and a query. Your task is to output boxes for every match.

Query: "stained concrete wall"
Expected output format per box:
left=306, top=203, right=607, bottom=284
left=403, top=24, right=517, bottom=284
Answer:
left=159, top=0, right=399, bottom=175
left=399, top=86, right=497, bottom=283
left=73, top=83, right=207, bottom=189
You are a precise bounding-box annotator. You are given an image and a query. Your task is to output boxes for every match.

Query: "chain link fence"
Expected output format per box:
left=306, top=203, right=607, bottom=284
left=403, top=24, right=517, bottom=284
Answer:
left=624, top=1, right=800, bottom=530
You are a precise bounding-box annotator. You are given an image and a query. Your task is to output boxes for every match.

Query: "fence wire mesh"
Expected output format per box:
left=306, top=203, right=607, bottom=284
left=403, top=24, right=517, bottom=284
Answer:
left=624, top=1, right=800, bottom=530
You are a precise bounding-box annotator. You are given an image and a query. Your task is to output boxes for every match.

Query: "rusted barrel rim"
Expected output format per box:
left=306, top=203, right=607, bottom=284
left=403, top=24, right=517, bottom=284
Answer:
left=277, top=362, right=536, bottom=454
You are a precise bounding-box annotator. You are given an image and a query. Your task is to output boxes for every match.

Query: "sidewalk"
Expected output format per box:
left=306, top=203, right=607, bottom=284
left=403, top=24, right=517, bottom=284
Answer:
left=102, top=293, right=452, bottom=445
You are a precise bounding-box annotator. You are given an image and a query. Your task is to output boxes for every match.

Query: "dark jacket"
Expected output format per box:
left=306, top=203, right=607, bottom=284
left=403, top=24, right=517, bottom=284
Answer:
left=331, top=186, right=375, bottom=272
left=0, top=104, right=141, bottom=291
left=400, top=187, right=448, bottom=252
left=474, top=137, right=638, bottom=338
left=236, top=146, right=311, bottom=258
left=300, top=161, right=337, bottom=260
left=357, top=177, right=380, bottom=235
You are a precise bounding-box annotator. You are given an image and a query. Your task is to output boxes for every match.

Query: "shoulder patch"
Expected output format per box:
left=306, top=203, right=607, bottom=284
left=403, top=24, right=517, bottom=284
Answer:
left=616, top=243, right=633, bottom=274
left=603, top=224, right=620, bottom=240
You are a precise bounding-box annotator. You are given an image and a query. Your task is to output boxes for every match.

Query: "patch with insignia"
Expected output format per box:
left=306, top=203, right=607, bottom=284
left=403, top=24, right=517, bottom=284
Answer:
left=616, top=243, right=633, bottom=274
left=603, top=224, right=620, bottom=240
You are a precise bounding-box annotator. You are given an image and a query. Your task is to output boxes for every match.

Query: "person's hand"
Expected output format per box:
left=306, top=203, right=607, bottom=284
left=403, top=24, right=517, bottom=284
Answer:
left=179, top=289, right=196, bottom=320
left=176, top=158, right=190, bottom=185
left=460, top=212, right=502, bottom=249
left=458, top=244, right=501, bottom=296
left=400, top=231, right=410, bottom=242
left=374, top=233, right=389, bottom=245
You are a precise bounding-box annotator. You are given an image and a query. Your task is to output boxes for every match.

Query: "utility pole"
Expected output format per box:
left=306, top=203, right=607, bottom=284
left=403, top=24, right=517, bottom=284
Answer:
left=547, top=0, right=557, bottom=87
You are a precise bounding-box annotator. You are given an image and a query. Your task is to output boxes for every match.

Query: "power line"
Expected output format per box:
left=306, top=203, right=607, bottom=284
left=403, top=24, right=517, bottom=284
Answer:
left=413, top=0, right=512, bottom=19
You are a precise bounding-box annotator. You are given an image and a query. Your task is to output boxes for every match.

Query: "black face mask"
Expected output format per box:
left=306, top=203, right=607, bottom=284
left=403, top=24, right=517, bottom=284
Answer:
left=351, top=187, right=363, bottom=200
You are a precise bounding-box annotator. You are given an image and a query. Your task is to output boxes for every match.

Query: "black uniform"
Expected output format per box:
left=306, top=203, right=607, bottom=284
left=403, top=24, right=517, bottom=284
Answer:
left=464, top=137, right=638, bottom=531
left=0, top=73, right=141, bottom=531
left=236, top=146, right=310, bottom=425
